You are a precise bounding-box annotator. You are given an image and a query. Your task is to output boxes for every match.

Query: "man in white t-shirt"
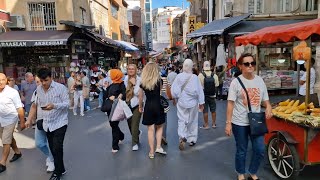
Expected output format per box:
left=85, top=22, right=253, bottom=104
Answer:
left=0, top=73, right=25, bottom=173
left=299, top=58, right=316, bottom=96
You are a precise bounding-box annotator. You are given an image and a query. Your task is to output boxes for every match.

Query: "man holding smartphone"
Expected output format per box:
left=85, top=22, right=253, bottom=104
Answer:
left=35, top=68, right=69, bottom=180
left=0, top=73, right=25, bottom=173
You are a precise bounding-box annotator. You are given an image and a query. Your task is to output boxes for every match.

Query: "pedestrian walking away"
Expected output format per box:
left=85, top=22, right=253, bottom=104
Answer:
left=35, top=68, right=69, bottom=180
left=171, top=59, right=204, bottom=150
left=139, top=62, right=167, bottom=159
left=225, top=53, right=273, bottom=180
left=20, top=72, right=37, bottom=117
left=25, top=76, right=55, bottom=172
left=0, top=73, right=26, bottom=173
left=198, top=61, right=219, bottom=129
left=81, top=71, right=91, bottom=111
left=124, top=64, right=142, bottom=151
left=103, top=69, right=126, bottom=153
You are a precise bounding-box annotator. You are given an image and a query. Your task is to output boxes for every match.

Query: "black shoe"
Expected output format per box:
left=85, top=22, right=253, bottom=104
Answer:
left=189, top=142, right=196, bottom=146
left=247, top=176, right=259, bottom=180
left=49, top=173, right=61, bottom=180
left=0, top=164, right=6, bottom=173
left=9, top=153, right=22, bottom=162
left=161, top=137, right=168, bottom=146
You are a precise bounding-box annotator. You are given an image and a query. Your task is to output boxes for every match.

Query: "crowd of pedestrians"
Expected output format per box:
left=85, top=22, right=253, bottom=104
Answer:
left=0, top=53, right=272, bottom=180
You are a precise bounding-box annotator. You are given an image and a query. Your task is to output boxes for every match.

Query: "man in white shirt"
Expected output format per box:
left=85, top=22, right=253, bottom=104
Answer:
left=299, top=58, right=316, bottom=96
left=0, top=73, right=25, bottom=173
left=36, top=68, right=69, bottom=180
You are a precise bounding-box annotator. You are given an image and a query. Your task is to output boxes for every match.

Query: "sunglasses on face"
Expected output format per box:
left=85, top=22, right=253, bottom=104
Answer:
left=242, top=61, right=256, bottom=67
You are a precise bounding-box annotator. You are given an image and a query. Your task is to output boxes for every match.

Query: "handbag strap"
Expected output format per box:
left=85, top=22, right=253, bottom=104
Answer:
left=181, top=75, right=192, bottom=93
left=236, top=77, right=252, bottom=112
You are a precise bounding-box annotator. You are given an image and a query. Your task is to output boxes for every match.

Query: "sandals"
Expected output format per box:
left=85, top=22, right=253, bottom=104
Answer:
left=199, top=126, right=210, bottom=130
left=155, top=148, right=167, bottom=155
left=212, top=124, right=217, bottom=129
left=148, top=153, right=154, bottom=159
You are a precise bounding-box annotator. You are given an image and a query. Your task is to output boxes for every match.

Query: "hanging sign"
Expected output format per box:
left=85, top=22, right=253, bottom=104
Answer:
left=189, top=16, right=196, bottom=33
left=293, top=40, right=311, bottom=61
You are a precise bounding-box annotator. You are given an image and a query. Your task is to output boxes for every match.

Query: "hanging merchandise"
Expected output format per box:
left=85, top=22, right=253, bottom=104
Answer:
left=216, top=44, right=227, bottom=67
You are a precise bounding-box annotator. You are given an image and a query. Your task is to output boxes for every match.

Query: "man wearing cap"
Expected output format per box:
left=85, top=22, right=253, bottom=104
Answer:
left=0, top=73, right=25, bottom=173
left=198, top=61, right=219, bottom=129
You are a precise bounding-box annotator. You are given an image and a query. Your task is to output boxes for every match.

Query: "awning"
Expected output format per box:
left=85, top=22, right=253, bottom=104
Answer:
left=115, top=40, right=139, bottom=51
left=0, top=31, right=73, bottom=47
left=59, top=20, right=95, bottom=29
left=0, top=10, right=10, bottom=22
left=228, top=19, right=306, bottom=35
left=85, top=31, right=122, bottom=48
left=187, top=14, right=251, bottom=38
left=235, top=18, right=320, bottom=46
left=151, top=43, right=170, bottom=55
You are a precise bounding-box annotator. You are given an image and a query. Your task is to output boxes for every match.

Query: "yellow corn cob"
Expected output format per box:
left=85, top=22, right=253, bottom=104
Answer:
left=285, top=107, right=298, bottom=114
left=279, top=101, right=289, bottom=106
left=293, top=100, right=300, bottom=107
left=288, top=100, right=295, bottom=107
left=279, top=106, right=291, bottom=112
left=298, top=102, right=306, bottom=110
left=275, top=107, right=281, bottom=111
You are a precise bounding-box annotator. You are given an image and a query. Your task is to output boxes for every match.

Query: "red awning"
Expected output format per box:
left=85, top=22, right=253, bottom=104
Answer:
left=0, top=10, right=10, bottom=22
left=235, top=18, right=320, bottom=46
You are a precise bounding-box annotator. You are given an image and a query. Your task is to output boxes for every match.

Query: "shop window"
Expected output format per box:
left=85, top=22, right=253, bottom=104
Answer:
left=112, top=32, right=118, bottom=40
left=248, top=0, right=264, bottom=14
left=306, top=0, right=318, bottom=11
left=28, top=2, right=57, bottom=30
left=111, top=2, right=119, bottom=19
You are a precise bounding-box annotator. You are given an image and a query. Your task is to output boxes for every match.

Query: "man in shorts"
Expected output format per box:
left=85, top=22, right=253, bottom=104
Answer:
left=0, top=73, right=26, bottom=173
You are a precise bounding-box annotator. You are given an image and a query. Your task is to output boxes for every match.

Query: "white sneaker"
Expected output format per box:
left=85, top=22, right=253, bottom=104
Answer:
left=46, top=157, right=50, bottom=167
left=73, top=112, right=77, bottom=116
left=80, top=113, right=84, bottom=116
left=132, top=144, right=139, bottom=151
left=155, top=147, right=167, bottom=155
left=46, top=161, right=55, bottom=172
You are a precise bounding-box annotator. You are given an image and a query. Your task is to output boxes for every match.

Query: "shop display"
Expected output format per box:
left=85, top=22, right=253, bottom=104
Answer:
left=272, top=99, right=320, bottom=127
left=260, top=70, right=297, bottom=89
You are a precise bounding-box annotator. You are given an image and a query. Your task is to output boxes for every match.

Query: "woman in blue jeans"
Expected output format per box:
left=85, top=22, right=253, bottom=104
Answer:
left=25, top=76, right=54, bottom=172
left=225, top=53, right=272, bottom=180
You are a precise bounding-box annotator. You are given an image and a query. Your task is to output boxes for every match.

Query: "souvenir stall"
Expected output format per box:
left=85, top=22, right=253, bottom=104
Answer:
left=235, top=19, right=320, bottom=179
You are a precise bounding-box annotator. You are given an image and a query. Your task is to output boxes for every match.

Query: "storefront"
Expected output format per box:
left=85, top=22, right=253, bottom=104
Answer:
left=0, top=30, right=122, bottom=84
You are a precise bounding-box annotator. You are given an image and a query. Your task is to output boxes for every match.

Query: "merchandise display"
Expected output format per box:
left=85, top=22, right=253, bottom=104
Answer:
left=272, top=99, right=320, bottom=128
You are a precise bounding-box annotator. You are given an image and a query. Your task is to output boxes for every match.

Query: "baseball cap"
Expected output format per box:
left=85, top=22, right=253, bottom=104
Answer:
left=203, top=61, right=210, bottom=71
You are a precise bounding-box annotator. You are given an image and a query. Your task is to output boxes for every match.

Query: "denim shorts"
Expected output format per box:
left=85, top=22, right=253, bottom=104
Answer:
left=204, top=96, right=216, bottom=113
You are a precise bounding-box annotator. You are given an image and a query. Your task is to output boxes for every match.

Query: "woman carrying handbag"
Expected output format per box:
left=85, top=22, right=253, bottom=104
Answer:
left=225, top=53, right=272, bottom=180
left=103, top=69, right=126, bottom=153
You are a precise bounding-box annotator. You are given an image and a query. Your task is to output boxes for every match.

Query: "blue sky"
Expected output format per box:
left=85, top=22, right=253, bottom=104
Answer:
left=152, top=0, right=189, bottom=9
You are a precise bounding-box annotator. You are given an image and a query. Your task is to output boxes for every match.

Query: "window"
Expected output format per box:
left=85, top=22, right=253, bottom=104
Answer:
left=111, top=2, right=118, bottom=19
left=248, top=0, right=263, bottom=14
left=145, top=3, right=151, bottom=12
left=80, top=7, right=86, bottom=24
left=306, top=0, right=318, bottom=11
left=146, top=13, right=150, bottom=22
left=278, top=0, right=292, bottom=12
left=28, top=2, right=57, bottom=30
left=112, top=32, right=118, bottom=40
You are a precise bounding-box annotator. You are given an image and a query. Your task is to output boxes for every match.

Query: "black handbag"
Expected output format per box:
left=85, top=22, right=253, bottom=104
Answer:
left=160, top=95, right=169, bottom=109
left=37, top=119, right=44, bottom=131
left=101, top=87, right=112, bottom=113
left=237, top=77, right=268, bottom=136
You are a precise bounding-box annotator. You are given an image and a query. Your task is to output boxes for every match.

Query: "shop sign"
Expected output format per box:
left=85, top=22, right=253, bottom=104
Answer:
left=0, top=40, right=66, bottom=47
left=293, top=40, right=311, bottom=61
left=189, top=16, right=196, bottom=33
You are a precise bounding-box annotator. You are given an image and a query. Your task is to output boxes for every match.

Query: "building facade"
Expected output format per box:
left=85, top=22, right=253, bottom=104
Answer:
left=89, top=0, right=110, bottom=36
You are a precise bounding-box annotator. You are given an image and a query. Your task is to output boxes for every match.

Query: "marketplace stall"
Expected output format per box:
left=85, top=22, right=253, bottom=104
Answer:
left=235, top=18, right=320, bottom=179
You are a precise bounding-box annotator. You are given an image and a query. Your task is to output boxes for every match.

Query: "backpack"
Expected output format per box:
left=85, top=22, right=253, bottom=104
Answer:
left=202, top=72, right=216, bottom=96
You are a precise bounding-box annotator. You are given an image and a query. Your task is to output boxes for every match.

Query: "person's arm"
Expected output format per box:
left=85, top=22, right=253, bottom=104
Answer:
left=25, top=103, right=36, bottom=128
left=263, top=100, right=273, bottom=119
left=138, top=88, right=144, bottom=112
left=118, top=83, right=126, bottom=100
left=215, top=74, right=219, bottom=87
left=198, top=73, right=204, bottom=88
left=225, top=100, right=234, bottom=136
left=17, top=107, right=25, bottom=130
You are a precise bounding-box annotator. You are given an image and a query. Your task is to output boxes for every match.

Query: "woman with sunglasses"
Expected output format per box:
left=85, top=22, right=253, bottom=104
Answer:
left=225, top=53, right=272, bottom=180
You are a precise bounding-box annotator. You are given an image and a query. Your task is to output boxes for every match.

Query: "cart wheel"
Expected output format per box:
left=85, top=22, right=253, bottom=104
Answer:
left=267, top=135, right=300, bottom=179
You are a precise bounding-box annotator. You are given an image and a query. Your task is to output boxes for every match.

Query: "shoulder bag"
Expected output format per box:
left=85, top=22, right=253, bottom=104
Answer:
left=236, top=77, right=268, bottom=136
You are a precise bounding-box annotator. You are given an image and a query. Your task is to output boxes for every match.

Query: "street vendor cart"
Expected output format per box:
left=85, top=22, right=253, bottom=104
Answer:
left=235, top=19, right=320, bottom=179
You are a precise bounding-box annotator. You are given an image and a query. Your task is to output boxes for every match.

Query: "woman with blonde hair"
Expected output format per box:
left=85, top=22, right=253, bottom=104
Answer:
left=124, top=64, right=142, bottom=151
left=139, top=62, right=166, bottom=159
left=171, top=59, right=205, bottom=150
